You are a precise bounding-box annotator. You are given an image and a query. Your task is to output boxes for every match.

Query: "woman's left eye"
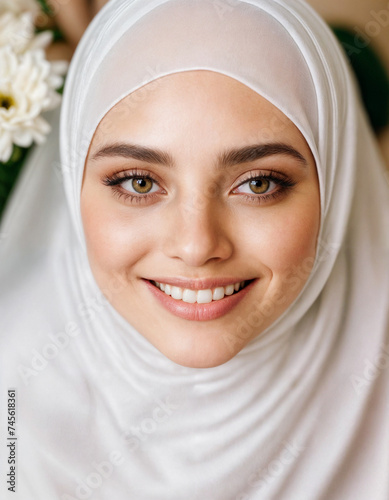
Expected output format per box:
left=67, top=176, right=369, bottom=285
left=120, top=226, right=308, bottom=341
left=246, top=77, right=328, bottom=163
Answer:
left=234, top=176, right=277, bottom=196
left=232, top=172, right=296, bottom=202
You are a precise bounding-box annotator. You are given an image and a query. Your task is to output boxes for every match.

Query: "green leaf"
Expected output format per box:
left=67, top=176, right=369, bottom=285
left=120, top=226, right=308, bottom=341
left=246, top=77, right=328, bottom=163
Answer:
left=35, top=0, right=53, bottom=16
left=0, top=146, right=30, bottom=219
left=332, top=26, right=389, bottom=131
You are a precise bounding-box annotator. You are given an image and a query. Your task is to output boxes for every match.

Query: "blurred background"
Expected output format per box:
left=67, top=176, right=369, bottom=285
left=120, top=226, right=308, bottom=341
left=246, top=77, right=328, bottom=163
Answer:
left=308, top=0, right=389, bottom=168
left=0, top=0, right=388, bottom=218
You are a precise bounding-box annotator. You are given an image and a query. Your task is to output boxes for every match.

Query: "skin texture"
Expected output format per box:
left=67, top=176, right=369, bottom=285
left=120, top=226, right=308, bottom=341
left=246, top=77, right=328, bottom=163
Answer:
left=81, top=71, right=320, bottom=368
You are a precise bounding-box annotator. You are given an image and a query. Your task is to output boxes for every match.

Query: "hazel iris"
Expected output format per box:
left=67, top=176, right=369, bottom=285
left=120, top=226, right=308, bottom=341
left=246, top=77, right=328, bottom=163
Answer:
left=132, top=177, right=153, bottom=193
left=249, top=178, right=270, bottom=194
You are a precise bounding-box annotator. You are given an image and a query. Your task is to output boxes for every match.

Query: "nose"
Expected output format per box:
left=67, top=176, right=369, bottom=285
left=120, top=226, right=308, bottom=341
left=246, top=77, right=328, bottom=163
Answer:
left=163, top=197, right=234, bottom=268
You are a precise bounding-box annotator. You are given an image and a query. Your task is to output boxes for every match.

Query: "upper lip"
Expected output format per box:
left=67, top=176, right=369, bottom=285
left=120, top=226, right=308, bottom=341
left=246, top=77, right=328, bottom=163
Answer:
left=143, top=277, right=256, bottom=290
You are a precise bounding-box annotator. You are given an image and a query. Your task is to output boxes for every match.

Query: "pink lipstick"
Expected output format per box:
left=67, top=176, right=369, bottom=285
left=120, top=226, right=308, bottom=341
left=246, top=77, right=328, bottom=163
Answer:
left=142, top=278, right=257, bottom=321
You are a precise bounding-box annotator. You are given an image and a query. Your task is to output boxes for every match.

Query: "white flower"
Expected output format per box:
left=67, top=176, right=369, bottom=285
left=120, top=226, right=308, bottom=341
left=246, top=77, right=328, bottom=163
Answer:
left=0, top=10, right=54, bottom=54
left=0, top=0, right=40, bottom=17
left=0, top=45, right=67, bottom=162
left=0, top=12, right=35, bottom=53
left=0, top=2, right=68, bottom=162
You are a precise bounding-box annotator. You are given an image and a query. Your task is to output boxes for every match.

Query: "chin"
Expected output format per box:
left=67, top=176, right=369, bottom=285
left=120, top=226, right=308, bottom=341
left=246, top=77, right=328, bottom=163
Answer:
left=154, top=331, right=244, bottom=369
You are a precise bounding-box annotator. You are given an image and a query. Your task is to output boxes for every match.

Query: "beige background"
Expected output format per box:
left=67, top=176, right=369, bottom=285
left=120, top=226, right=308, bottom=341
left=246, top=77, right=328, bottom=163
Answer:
left=307, top=0, right=389, bottom=166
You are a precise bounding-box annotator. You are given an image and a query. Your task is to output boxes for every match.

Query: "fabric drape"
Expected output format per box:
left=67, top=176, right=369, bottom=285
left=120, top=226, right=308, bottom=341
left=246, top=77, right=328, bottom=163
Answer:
left=1, top=1, right=388, bottom=499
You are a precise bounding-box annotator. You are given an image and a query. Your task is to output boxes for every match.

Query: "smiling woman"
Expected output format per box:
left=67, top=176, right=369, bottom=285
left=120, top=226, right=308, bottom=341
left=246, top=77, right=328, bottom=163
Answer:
left=1, top=0, right=389, bottom=499
left=81, top=71, right=320, bottom=367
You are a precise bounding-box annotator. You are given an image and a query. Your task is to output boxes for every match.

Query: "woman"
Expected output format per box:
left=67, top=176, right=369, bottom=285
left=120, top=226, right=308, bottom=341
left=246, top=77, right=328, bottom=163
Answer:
left=1, top=0, right=388, bottom=498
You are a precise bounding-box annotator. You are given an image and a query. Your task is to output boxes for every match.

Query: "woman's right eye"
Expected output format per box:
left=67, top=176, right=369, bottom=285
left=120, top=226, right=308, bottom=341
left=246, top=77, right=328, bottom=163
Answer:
left=102, top=171, right=164, bottom=204
left=121, top=176, right=159, bottom=194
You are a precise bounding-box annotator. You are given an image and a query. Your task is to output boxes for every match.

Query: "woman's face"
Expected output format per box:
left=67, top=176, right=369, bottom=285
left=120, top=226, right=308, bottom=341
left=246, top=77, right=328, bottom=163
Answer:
left=81, top=71, right=320, bottom=368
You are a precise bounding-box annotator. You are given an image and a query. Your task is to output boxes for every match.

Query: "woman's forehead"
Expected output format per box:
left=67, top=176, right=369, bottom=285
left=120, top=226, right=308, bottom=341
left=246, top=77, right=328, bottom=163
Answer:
left=68, top=0, right=318, bottom=165
left=92, top=71, right=303, bottom=145
left=88, top=70, right=315, bottom=171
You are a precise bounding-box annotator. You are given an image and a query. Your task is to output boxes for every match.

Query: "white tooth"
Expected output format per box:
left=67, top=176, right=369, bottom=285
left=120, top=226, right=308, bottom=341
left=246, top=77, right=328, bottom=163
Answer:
left=160, top=283, right=165, bottom=291
left=234, top=282, right=240, bottom=291
left=164, top=284, right=172, bottom=295
left=156, top=281, right=160, bottom=287
left=171, top=286, right=183, bottom=300
left=212, top=287, right=225, bottom=301
left=225, top=284, right=234, bottom=295
left=197, top=289, right=213, bottom=304
left=182, top=289, right=197, bottom=303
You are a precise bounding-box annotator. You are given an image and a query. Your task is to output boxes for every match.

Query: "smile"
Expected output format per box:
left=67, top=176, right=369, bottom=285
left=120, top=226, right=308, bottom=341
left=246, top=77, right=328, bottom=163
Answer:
left=143, top=278, right=257, bottom=321
left=150, top=280, right=250, bottom=304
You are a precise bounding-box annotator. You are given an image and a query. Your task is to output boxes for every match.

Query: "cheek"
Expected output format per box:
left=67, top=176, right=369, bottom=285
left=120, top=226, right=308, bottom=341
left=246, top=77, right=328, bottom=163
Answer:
left=273, top=212, right=318, bottom=273
left=244, top=201, right=320, bottom=279
left=81, top=190, right=155, bottom=278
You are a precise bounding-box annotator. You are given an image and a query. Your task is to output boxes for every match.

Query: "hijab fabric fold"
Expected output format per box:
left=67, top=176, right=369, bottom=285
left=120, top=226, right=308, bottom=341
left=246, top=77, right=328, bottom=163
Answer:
left=1, top=1, right=389, bottom=499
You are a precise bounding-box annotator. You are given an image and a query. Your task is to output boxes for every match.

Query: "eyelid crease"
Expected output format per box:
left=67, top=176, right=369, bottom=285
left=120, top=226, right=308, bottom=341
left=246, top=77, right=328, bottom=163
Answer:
left=233, top=169, right=296, bottom=187
left=102, top=168, right=161, bottom=186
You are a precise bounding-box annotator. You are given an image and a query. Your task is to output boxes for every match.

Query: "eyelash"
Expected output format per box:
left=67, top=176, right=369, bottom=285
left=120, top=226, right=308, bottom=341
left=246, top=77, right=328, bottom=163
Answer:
left=102, top=169, right=296, bottom=205
left=233, top=171, right=296, bottom=204
left=102, top=169, right=162, bottom=204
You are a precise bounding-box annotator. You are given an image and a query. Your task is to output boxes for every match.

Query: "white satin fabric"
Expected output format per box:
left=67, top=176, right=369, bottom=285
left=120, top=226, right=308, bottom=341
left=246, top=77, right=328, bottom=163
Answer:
left=1, top=1, right=389, bottom=499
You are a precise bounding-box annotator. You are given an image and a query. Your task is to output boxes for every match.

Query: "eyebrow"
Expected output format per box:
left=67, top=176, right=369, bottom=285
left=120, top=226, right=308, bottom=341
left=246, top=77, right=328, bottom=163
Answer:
left=218, top=143, right=307, bottom=169
left=90, top=142, right=307, bottom=168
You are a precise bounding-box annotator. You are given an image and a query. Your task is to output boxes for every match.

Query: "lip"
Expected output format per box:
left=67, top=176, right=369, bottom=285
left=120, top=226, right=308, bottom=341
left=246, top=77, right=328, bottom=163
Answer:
left=142, top=278, right=258, bottom=321
left=142, top=276, right=251, bottom=290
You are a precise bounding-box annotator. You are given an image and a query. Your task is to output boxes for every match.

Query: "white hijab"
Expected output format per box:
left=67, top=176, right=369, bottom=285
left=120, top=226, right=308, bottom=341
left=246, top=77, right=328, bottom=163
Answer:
left=1, top=1, right=389, bottom=499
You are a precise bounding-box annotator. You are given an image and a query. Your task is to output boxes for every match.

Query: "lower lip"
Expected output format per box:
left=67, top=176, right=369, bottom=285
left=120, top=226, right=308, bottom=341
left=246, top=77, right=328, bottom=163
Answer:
left=142, top=279, right=258, bottom=321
